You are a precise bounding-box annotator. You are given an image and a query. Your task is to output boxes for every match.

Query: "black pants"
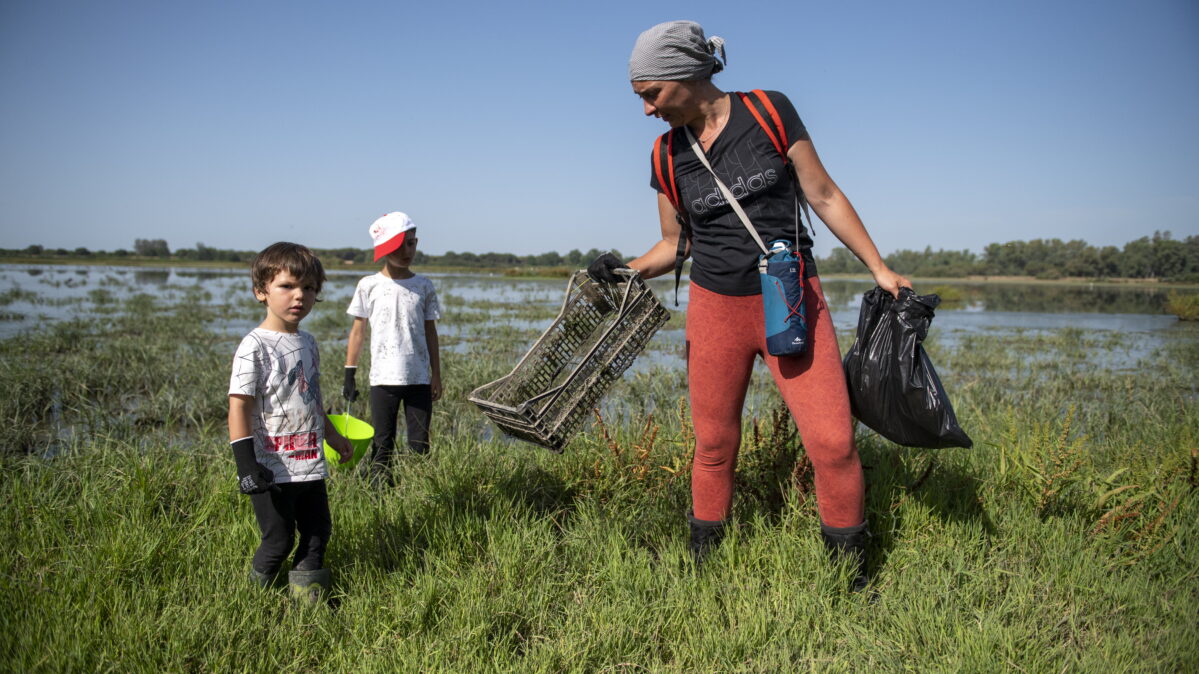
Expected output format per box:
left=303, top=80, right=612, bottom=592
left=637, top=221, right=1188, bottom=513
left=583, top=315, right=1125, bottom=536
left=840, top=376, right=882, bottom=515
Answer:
left=369, top=384, right=432, bottom=464
left=249, top=480, right=331, bottom=574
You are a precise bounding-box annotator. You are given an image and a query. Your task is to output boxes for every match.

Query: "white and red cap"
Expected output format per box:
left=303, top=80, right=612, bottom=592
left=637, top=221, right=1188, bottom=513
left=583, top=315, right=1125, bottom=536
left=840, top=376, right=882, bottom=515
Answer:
left=369, top=211, right=416, bottom=261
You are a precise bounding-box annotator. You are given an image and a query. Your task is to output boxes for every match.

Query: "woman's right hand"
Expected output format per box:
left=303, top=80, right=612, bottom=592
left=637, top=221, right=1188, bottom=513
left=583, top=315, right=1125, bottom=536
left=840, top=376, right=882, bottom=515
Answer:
left=587, top=253, right=629, bottom=283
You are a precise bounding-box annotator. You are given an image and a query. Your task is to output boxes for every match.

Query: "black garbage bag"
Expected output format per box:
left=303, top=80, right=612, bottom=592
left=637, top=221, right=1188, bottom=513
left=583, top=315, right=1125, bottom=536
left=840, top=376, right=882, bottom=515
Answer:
left=842, top=286, right=972, bottom=449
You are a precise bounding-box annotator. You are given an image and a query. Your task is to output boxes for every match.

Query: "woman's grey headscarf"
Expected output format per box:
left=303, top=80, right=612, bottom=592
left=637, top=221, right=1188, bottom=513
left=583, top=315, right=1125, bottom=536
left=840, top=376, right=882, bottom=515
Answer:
left=628, top=20, right=726, bottom=82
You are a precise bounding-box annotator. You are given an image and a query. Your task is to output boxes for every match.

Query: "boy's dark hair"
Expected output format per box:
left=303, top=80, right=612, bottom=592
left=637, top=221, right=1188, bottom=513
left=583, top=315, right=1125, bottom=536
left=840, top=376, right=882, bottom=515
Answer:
left=251, top=242, right=326, bottom=297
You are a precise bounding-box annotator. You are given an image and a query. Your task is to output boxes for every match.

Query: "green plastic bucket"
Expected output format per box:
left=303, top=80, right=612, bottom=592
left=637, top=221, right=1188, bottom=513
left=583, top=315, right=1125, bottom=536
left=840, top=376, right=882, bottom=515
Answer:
left=324, top=413, right=373, bottom=469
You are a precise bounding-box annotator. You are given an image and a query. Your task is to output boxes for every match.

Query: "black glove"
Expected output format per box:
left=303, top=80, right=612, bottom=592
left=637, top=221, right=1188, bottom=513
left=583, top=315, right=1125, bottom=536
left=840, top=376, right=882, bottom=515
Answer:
left=342, top=366, right=358, bottom=403
left=231, top=437, right=279, bottom=495
left=587, top=253, right=629, bottom=284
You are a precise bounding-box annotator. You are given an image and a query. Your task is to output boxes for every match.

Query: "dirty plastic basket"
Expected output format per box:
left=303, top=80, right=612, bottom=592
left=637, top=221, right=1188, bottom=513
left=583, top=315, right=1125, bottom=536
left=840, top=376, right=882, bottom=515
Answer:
left=469, top=269, right=670, bottom=451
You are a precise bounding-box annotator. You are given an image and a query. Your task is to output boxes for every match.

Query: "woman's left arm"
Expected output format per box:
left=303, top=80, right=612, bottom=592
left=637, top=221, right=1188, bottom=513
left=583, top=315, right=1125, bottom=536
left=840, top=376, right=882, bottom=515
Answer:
left=787, top=139, right=911, bottom=297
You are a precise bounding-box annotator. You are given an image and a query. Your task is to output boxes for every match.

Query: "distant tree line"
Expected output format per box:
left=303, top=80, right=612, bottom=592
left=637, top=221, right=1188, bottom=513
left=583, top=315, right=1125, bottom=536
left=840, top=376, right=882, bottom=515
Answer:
left=1, top=239, right=624, bottom=272
left=3, top=232, right=1197, bottom=281
left=819, top=231, right=1199, bottom=281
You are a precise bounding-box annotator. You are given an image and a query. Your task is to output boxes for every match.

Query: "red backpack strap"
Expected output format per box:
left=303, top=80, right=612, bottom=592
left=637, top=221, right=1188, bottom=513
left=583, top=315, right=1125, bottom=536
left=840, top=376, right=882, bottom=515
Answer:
left=736, top=90, right=813, bottom=239
left=651, top=128, right=690, bottom=306
left=652, top=130, right=682, bottom=211
left=736, top=90, right=789, bottom=156
left=751, top=89, right=789, bottom=151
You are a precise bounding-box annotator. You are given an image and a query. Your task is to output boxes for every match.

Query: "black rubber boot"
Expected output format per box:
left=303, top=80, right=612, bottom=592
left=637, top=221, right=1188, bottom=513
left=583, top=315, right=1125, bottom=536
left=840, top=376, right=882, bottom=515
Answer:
left=820, top=521, right=870, bottom=592
left=288, top=568, right=332, bottom=604
left=688, top=511, right=727, bottom=567
left=249, top=567, right=284, bottom=590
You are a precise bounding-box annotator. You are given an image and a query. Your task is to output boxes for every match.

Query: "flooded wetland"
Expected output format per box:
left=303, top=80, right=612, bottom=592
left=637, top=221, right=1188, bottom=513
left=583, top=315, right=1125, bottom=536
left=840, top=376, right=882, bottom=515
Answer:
left=1, top=263, right=1196, bottom=671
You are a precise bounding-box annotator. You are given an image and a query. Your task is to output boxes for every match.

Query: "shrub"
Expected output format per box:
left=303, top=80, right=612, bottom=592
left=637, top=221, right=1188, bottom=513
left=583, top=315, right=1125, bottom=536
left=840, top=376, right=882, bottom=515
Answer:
left=1165, top=291, right=1199, bottom=320
left=929, top=285, right=965, bottom=304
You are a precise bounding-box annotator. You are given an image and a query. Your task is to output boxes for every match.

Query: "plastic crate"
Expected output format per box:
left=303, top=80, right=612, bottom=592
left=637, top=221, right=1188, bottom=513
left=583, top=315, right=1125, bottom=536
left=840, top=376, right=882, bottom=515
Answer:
left=469, top=269, right=670, bottom=451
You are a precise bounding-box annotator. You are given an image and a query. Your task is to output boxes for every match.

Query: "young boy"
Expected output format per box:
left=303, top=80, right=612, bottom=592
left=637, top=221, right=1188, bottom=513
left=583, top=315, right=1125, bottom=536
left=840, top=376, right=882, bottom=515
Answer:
left=228, top=242, right=352, bottom=602
left=343, top=212, right=442, bottom=484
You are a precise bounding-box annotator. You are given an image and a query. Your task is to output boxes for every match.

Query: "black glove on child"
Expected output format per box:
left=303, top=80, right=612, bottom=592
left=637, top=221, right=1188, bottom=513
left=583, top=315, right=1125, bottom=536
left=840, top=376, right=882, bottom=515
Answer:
left=231, top=437, right=279, bottom=495
left=342, top=366, right=358, bottom=403
left=587, top=253, right=629, bottom=284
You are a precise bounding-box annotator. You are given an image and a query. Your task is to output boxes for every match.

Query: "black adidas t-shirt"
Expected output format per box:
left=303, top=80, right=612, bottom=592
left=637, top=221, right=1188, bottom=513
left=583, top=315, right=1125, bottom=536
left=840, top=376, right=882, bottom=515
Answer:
left=650, top=90, right=817, bottom=296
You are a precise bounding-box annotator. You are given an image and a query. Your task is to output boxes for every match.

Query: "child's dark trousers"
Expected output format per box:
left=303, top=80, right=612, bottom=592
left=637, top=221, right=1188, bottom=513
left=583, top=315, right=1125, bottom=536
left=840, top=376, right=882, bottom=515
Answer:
left=369, top=384, right=432, bottom=464
left=249, top=480, right=331, bottom=574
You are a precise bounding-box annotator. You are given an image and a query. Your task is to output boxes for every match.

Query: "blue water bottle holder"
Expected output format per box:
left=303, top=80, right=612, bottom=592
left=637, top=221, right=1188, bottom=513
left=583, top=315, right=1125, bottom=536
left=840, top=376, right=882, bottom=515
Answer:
left=759, top=240, right=808, bottom=356
left=685, top=127, right=809, bottom=356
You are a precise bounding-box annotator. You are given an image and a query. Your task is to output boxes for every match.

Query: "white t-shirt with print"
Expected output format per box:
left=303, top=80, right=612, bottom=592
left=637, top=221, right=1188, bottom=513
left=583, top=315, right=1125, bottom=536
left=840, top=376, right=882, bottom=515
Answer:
left=347, top=273, right=441, bottom=387
left=228, top=328, right=328, bottom=483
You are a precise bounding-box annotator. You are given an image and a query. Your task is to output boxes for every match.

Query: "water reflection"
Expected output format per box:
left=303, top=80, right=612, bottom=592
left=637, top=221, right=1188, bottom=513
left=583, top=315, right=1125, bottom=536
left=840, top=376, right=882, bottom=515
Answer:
left=175, top=269, right=238, bottom=281
left=0, top=265, right=1189, bottom=357
left=816, top=279, right=875, bottom=310
left=816, top=278, right=1173, bottom=315
left=133, top=270, right=170, bottom=286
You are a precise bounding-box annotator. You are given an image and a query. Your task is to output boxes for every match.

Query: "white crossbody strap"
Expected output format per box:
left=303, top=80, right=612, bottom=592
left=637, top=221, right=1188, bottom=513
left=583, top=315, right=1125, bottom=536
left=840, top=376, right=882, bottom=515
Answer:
left=684, top=126, right=771, bottom=256
left=690, top=124, right=772, bottom=254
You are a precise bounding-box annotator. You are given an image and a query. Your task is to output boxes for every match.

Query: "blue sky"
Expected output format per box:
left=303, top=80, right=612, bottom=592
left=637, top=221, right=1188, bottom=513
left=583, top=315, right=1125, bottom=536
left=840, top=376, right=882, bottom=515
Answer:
left=1, top=0, right=1196, bottom=259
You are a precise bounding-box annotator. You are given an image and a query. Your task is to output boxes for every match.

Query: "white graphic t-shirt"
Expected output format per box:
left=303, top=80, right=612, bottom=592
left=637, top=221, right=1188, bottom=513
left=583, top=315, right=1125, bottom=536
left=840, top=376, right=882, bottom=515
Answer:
left=228, top=328, right=328, bottom=483
left=347, top=273, right=441, bottom=386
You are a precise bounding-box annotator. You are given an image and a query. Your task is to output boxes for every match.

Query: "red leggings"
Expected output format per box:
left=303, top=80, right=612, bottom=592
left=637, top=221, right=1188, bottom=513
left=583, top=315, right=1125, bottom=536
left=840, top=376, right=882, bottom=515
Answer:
left=686, top=278, right=864, bottom=527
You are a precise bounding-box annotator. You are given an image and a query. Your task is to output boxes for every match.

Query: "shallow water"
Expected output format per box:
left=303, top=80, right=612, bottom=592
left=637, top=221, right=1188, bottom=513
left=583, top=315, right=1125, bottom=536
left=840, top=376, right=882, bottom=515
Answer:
left=4, top=263, right=1194, bottom=458
left=0, top=265, right=1190, bottom=373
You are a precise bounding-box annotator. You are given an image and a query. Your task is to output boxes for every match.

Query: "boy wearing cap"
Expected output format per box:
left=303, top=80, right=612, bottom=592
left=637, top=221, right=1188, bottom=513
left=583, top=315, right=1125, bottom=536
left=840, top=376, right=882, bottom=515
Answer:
left=343, top=212, right=442, bottom=484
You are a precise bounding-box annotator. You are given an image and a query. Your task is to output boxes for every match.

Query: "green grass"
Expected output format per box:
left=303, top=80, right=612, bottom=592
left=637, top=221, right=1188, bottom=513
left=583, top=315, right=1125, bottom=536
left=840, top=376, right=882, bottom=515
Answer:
left=1, top=280, right=1197, bottom=671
